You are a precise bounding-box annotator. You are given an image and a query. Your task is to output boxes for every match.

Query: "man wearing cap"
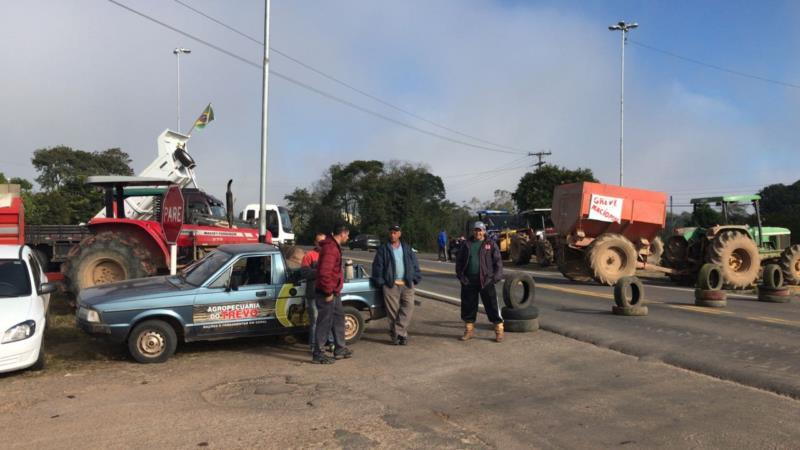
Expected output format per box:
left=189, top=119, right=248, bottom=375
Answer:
left=371, top=225, right=422, bottom=345
left=455, top=221, right=505, bottom=342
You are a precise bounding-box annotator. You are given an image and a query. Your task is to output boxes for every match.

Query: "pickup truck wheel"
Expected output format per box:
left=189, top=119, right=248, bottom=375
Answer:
left=128, top=320, right=177, bottom=364
left=342, top=306, right=365, bottom=344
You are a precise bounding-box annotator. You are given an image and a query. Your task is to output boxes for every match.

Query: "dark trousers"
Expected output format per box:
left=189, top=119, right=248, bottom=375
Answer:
left=438, top=245, right=447, bottom=260
left=460, top=276, right=503, bottom=324
left=313, top=294, right=346, bottom=357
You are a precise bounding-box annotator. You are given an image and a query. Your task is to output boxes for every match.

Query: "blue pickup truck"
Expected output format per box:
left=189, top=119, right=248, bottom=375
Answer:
left=76, top=244, right=385, bottom=363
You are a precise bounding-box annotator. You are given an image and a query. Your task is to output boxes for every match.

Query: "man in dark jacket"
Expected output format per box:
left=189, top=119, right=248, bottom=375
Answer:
left=455, top=221, right=505, bottom=342
left=372, top=225, right=422, bottom=345
left=312, top=224, right=352, bottom=364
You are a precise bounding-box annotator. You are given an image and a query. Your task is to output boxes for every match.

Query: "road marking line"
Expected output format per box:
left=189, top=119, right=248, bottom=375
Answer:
left=353, top=255, right=800, bottom=328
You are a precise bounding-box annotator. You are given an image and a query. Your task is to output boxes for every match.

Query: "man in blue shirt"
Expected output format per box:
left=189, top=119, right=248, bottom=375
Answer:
left=371, top=225, right=422, bottom=345
left=438, top=229, right=448, bottom=261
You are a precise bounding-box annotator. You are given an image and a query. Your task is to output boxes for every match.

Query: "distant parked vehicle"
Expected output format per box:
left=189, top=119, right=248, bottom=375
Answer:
left=349, top=234, right=380, bottom=251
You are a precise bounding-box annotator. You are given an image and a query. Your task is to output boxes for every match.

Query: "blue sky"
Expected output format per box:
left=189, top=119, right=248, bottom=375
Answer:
left=1, top=0, right=799, bottom=211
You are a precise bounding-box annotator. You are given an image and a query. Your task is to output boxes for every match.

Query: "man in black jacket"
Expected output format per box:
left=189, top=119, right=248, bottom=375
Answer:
left=455, top=221, right=504, bottom=342
left=371, top=225, right=422, bottom=345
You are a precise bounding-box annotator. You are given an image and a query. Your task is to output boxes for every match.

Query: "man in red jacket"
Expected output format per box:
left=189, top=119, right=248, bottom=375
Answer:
left=312, top=224, right=352, bottom=364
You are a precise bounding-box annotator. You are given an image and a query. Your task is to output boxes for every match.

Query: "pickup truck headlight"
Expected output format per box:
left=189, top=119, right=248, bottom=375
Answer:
left=2, top=320, right=36, bottom=344
left=77, top=307, right=101, bottom=323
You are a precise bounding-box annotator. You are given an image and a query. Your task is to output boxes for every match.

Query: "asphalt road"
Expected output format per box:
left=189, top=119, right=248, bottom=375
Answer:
left=345, top=249, right=800, bottom=400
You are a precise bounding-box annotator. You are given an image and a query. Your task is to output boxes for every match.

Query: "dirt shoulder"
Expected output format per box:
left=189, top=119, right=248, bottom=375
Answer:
left=1, top=299, right=799, bottom=449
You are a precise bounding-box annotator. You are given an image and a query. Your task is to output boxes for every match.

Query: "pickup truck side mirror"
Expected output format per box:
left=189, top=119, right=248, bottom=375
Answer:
left=38, top=282, right=58, bottom=295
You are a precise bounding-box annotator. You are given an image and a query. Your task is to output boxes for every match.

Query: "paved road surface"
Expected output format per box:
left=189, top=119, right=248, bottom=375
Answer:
left=345, top=249, right=800, bottom=399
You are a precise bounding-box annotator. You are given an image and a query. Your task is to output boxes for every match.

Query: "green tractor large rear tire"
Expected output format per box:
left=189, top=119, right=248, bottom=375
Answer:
left=779, top=244, right=800, bottom=285
left=706, top=231, right=760, bottom=289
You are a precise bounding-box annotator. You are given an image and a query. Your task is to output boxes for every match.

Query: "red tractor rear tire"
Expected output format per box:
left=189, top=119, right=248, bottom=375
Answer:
left=62, top=231, right=158, bottom=297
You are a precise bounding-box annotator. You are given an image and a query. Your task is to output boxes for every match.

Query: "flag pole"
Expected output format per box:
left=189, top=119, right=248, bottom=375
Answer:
left=257, top=0, right=271, bottom=244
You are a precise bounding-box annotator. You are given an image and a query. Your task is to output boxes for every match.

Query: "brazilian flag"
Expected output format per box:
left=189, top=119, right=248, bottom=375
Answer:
left=193, top=104, right=214, bottom=129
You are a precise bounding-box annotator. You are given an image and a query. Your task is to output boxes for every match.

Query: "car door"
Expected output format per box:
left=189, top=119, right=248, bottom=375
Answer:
left=188, top=254, right=279, bottom=340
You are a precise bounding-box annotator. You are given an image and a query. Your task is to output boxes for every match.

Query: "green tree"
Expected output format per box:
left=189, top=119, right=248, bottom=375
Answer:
left=483, top=189, right=515, bottom=212
left=284, top=188, right=318, bottom=242
left=689, top=203, right=723, bottom=227
left=512, top=164, right=597, bottom=211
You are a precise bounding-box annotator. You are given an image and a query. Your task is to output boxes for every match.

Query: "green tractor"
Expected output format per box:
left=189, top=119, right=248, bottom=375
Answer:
left=663, top=195, right=800, bottom=289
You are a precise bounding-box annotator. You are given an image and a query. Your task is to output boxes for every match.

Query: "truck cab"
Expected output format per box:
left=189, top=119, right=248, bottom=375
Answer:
left=240, top=204, right=295, bottom=245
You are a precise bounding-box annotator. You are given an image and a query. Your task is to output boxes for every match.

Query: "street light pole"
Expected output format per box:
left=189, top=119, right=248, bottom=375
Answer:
left=173, top=48, right=191, bottom=133
left=258, top=0, right=271, bottom=243
left=608, top=21, right=637, bottom=186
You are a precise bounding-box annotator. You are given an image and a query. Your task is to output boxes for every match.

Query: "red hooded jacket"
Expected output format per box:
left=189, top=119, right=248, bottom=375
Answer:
left=315, top=235, right=343, bottom=296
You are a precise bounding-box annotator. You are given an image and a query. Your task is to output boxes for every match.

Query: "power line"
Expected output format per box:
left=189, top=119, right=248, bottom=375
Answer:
left=107, top=0, right=527, bottom=156
left=173, top=0, right=533, bottom=154
left=630, top=40, right=800, bottom=90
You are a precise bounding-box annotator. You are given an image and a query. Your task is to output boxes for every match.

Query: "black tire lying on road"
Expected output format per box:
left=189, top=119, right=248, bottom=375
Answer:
left=697, top=263, right=724, bottom=291
left=501, top=305, right=539, bottom=321
left=611, top=305, right=648, bottom=316
left=502, top=273, right=535, bottom=310
left=758, top=287, right=794, bottom=303
left=695, top=299, right=727, bottom=308
left=694, top=289, right=727, bottom=301
left=613, top=276, right=645, bottom=308
left=504, top=318, right=539, bottom=332
left=762, top=264, right=784, bottom=290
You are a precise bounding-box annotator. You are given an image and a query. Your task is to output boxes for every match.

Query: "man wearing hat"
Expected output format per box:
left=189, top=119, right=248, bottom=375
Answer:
left=371, top=225, right=422, bottom=345
left=454, top=221, right=505, bottom=342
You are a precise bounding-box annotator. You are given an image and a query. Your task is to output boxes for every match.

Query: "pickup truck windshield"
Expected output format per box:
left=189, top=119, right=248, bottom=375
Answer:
left=0, top=259, right=32, bottom=297
left=181, top=251, right=232, bottom=286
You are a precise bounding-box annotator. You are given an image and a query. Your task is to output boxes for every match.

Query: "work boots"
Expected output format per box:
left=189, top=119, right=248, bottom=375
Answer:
left=459, top=322, right=474, bottom=341
left=494, top=323, right=505, bottom=343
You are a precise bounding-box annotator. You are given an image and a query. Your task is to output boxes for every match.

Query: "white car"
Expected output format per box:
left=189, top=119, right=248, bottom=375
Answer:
left=0, top=245, right=56, bottom=374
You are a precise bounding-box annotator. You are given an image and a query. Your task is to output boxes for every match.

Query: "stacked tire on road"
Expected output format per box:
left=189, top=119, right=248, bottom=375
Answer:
left=612, top=276, right=648, bottom=316
left=758, top=264, right=794, bottom=303
left=501, top=273, right=539, bottom=332
left=694, top=263, right=727, bottom=307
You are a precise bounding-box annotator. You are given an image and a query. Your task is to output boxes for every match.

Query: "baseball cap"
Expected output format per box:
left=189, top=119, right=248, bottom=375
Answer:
left=389, top=225, right=402, bottom=231
left=473, top=221, right=487, bottom=232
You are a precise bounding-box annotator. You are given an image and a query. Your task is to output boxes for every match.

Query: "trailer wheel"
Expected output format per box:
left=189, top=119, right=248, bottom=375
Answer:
left=647, top=236, right=664, bottom=265
left=779, top=245, right=800, bottom=285
left=63, top=231, right=156, bottom=296
left=557, top=245, right=593, bottom=282
left=762, top=264, right=784, bottom=290
left=588, top=234, right=637, bottom=285
left=706, top=231, right=760, bottom=289
left=535, top=239, right=554, bottom=267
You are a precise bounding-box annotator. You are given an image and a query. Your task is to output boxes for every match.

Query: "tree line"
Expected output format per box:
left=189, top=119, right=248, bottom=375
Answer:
left=5, top=145, right=800, bottom=249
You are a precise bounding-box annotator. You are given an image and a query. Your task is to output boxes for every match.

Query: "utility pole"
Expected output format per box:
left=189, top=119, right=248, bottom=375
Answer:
left=257, top=0, right=271, bottom=243
left=608, top=21, right=638, bottom=186
left=173, top=48, right=191, bottom=132
left=528, top=150, right=552, bottom=169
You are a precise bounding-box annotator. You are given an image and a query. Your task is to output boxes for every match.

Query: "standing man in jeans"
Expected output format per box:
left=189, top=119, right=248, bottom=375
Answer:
left=301, top=232, right=332, bottom=354
left=455, top=221, right=505, bottom=342
left=312, top=224, right=352, bottom=364
left=372, top=225, right=422, bottom=345
left=437, top=229, right=448, bottom=261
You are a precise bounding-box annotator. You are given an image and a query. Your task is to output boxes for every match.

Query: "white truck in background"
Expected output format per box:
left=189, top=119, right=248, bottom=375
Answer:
left=240, top=204, right=295, bottom=245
